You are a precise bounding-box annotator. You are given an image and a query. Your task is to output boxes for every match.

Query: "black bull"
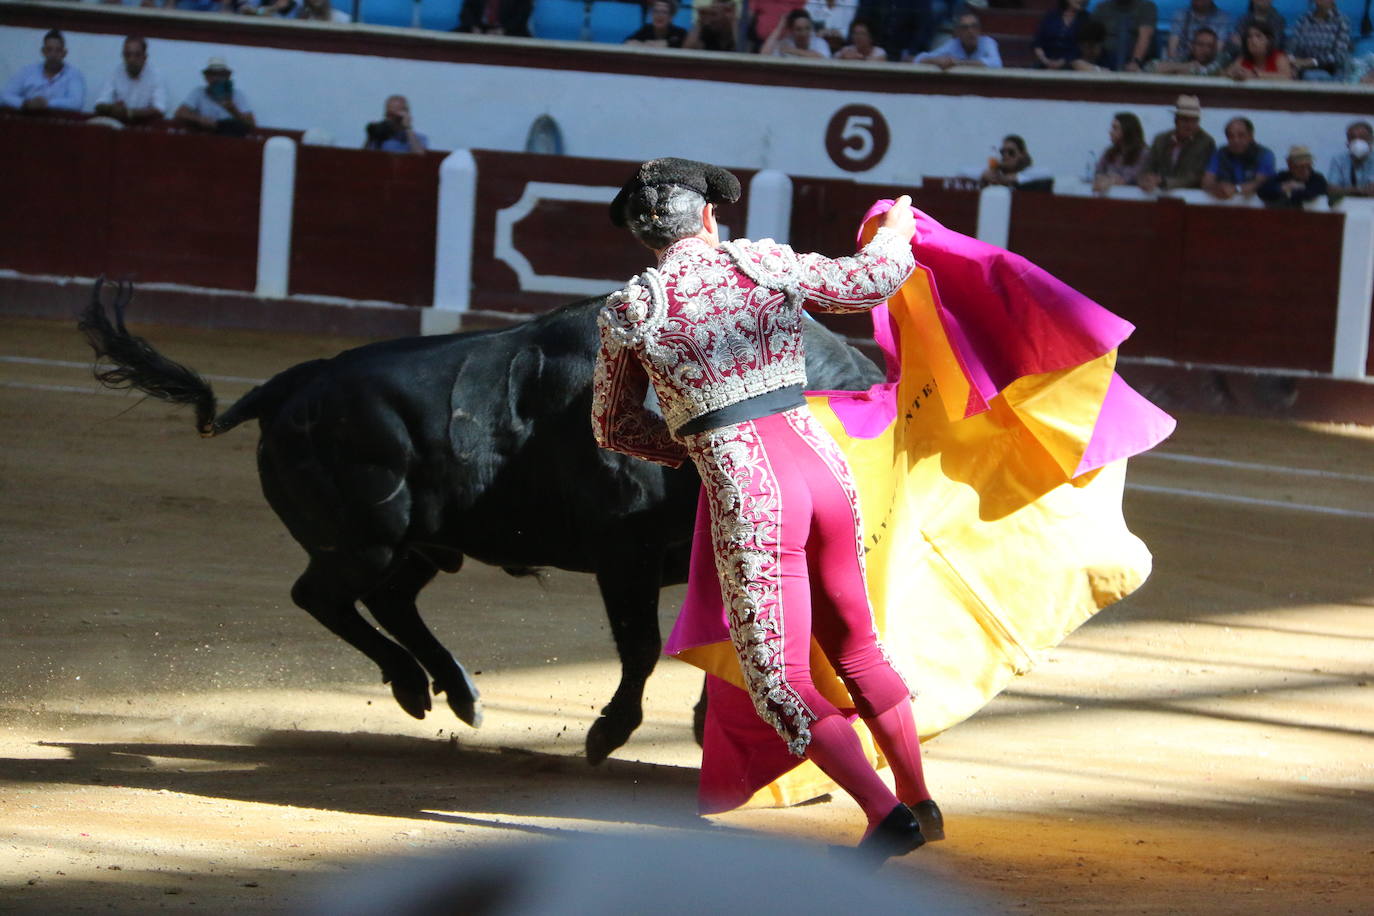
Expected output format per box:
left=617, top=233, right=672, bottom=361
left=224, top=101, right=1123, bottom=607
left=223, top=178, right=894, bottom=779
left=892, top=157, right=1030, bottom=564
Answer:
left=79, top=281, right=882, bottom=763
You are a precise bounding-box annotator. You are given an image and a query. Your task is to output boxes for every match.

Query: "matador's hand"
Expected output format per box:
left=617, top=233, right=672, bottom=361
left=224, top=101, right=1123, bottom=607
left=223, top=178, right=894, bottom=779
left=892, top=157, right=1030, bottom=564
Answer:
left=883, top=195, right=916, bottom=242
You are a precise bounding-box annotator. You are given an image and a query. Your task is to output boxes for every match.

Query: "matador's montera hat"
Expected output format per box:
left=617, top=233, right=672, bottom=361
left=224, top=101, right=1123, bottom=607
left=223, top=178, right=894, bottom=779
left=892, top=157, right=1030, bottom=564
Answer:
left=609, top=157, right=742, bottom=227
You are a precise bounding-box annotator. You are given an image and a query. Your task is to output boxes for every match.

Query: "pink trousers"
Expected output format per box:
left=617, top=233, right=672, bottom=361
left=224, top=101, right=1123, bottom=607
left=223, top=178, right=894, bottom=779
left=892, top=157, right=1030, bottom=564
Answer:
left=682, top=407, right=912, bottom=757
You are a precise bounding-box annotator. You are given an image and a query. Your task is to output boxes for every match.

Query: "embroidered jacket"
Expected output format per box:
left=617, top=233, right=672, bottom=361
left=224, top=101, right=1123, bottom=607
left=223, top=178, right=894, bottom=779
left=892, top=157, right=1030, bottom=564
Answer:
left=591, top=228, right=915, bottom=466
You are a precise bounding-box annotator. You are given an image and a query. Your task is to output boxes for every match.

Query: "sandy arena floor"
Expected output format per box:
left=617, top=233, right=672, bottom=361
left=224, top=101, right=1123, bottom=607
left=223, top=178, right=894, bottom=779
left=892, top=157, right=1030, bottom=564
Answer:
left=2, top=315, right=1372, bottom=913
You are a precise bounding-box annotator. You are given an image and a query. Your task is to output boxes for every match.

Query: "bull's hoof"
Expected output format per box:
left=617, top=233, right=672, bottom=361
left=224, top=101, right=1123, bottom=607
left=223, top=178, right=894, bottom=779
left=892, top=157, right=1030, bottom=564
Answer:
left=386, top=674, right=432, bottom=720
left=434, top=662, right=483, bottom=728
left=585, top=711, right=638, bottom=766
left=440, top=687, right=484, bottom=729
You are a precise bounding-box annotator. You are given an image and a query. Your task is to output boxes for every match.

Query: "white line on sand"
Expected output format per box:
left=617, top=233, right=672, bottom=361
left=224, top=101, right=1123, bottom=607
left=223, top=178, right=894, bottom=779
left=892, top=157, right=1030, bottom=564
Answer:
left=0, top=355, right=264, bottom=386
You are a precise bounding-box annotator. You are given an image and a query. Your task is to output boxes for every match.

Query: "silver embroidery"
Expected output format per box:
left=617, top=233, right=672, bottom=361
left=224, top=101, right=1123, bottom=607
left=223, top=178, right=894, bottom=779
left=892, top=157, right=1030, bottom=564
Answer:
left=593, top=231, right=914, bottom=442
left=686, top=420, right=817, bottom=756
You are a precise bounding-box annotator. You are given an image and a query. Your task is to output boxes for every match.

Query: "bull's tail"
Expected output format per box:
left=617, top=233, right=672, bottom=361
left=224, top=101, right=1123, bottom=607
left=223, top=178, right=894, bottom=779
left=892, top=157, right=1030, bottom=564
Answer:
left=78, top=278, right=316, bottom=438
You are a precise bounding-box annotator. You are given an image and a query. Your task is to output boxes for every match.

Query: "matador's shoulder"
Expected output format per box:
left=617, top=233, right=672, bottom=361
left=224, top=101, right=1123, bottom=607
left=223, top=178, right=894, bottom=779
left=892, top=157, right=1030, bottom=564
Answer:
left=719, top=238, right=801, bottom=292
left=597, top=271, right=661, bottom=347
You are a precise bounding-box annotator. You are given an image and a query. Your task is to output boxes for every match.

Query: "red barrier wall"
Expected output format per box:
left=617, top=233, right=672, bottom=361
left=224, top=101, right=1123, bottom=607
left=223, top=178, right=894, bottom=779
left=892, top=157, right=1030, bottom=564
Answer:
left=0, top=116, right=261, bottom=291
left=0, top=117, right=1364, bottom=379
left=1009, top=193, right=1344, bottom=372
left=289, top=147, right=442, bottom=306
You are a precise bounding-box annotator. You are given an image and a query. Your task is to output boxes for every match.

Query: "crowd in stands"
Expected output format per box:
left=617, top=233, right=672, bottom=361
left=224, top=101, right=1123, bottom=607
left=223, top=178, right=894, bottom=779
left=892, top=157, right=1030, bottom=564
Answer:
left=1028, top=0, right=1374, bottom=81
left=1, top=30, right=431, bottom=152
left=990, top=92, right=1373, bottom=206
left=4, top=10, right=1370, bottom=206
left=50, top=0, right=1374, bottom=81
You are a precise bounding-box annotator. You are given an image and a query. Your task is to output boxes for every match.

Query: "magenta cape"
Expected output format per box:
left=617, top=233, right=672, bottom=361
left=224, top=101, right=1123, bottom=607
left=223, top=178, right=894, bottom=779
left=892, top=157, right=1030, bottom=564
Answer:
left=667, top=205, right=1175, bottom=814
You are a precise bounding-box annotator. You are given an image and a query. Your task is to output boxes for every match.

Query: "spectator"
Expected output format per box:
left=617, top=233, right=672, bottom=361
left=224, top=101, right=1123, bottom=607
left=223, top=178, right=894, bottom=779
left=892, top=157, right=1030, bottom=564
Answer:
left=454, top=0, right=533, bottom=36
left=1, top=29, right=86, bottom=113
left=1089, top=0, right=1157, bottom=71
left=1202, top=116, right=1277, bottom=201
left=914, top=11, right=1002, bottom=68
left=626, top=0, right=688, bottom=47
left=1224, top=21, right=1295, bottom=79
left=808, top=0, right=858, bottom=53
left=92, top=35, right=166, bottom=124
left=837, top=17, right=889, bottom=60
left=1093, top=112, right=1147, bottom=193
left=295, top=0, right=351, bottom=19
left=1147, top=25, right=1224, bottom=74
left=1258, top=145, right=1329, bottom=208
left=1288, top=0, right=1352, bottom=81
left=1326, top=120, right=1374, bottom=198
left=1070, top=19, right=1117, bottom=69
left=1033, top=0, right=1090, bottom=70
left=1163, top=0, right=1231, bottom=63
left=174, top=0, right=234, bottom=10
left=363, top=95, right=428, bottom=153
left=685, top=0, right=738, bottom=51
left=1138, top=94, right=1217, bottom=192
left=859, top=0, right=937, bottom=63
left=980, top=134, right=1043, bottom=187
left=1227, top=0, right=1286, bottom=54
left=174, top=57, right=255, bottom=136
left=235, top=0, right=297, bottom=15
left=762, top=9, right=833, bottom=58
left=750, top=0, right=803, bottom=49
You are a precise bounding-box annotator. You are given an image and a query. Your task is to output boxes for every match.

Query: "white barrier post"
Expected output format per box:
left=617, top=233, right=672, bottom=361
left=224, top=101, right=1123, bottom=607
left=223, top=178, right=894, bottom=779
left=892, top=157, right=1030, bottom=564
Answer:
left=976, top=185, right=1012, bottom=250
left=1332, top=202, right=1374, bottom=378
left=427, top=149, right=478, bottom=335
left=746, top=169, right=793, bottom=243
left=255, top=136, right=296, bottom=299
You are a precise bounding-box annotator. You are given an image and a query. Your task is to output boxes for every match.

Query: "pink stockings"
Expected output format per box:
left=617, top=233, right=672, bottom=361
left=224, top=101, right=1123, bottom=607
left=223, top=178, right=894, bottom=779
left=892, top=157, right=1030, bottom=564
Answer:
left=686, top=407, right=929, bottom=831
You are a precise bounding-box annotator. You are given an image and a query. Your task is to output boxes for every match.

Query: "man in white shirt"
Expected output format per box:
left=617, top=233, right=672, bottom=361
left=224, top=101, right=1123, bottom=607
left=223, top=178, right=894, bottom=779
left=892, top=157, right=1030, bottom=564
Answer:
left=93, top=36, right=167, bottom=124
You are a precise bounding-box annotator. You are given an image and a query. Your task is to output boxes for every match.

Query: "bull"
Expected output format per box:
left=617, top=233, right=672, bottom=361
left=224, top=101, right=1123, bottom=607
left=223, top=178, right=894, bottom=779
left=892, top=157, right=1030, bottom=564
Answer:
left=79, top=280, right=881, bottom=763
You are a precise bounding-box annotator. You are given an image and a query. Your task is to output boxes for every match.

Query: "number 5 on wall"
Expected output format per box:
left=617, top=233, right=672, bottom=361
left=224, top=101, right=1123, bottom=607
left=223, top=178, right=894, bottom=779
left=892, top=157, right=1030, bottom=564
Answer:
left=825, top=105, right=891, bottom=173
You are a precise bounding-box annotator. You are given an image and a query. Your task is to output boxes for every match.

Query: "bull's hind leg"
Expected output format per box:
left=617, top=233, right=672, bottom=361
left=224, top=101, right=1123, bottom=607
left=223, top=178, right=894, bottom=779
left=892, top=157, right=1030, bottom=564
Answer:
left=361, top=553, right=483, bottom=728
left=291, top=560, right=433, bottom=719
left=585, top=560, right=663, bottom=765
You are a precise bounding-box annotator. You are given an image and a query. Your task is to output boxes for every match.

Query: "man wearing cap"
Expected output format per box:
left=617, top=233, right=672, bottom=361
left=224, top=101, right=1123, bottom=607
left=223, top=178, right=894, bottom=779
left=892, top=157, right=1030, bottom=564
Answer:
left=93, top=36, right=167, bottom=125
left=1326, top=121, right=1374, bottom=200
left=592, top=158, right=941, bottom=866
left=1258, top=146, right=1328, bottom=208
left=1138, top=95, right=1217, bottom=193
left=0, top=29, right=86, bottom=113
left=174, top=57, right=255, bottom=136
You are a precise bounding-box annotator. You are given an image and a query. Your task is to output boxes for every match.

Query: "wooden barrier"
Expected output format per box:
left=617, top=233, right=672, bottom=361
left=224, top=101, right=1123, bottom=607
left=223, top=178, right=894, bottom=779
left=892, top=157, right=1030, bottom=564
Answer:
left=0, top=116, right=261, bottom=292
left=289, top=146, right=443, bottom=306
left=1, top=117, right=1368, bottom=380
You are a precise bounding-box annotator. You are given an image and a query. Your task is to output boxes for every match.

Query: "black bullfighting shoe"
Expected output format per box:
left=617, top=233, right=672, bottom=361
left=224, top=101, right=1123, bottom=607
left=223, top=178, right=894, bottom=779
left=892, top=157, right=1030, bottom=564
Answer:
left=855, top=803, right=926, bottom=866
left=909, top=799, right=945, bottom=842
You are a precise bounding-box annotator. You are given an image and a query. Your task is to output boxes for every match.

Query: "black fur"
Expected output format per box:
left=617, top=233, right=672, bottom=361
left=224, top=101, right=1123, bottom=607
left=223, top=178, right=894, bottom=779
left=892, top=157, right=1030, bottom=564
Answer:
left=80, top=282, right=881, bottom=763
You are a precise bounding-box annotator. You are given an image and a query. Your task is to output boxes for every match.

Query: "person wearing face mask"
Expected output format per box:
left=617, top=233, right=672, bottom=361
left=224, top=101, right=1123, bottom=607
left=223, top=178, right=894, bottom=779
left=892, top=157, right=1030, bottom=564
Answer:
left=1326, top=121, right=1374, bottom=199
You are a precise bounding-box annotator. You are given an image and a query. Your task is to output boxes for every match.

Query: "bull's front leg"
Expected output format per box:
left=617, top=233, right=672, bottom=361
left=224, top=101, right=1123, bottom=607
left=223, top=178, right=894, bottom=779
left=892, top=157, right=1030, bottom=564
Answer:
left=586, top=558, right=663, bottom=765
